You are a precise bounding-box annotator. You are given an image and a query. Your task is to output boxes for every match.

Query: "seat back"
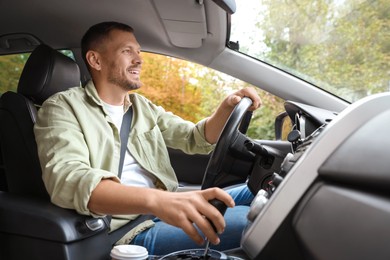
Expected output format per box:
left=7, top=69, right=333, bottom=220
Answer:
left=0, top=45, right=116, bottom=260
left=0, top=44, right=155, bottom=259
left=0, top=44, right=80, bottom=198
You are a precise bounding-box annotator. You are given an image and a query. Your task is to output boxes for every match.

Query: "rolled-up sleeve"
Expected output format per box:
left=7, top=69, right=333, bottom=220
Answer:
left=136, top=96, right=215, bottom=154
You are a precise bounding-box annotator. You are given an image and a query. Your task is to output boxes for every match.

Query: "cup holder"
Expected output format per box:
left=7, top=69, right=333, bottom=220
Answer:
left=156, top=249, right=244, bottom=260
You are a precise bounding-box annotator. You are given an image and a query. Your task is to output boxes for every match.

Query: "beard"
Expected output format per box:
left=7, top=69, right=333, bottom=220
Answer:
left=107, top=64, right=143, bottom=91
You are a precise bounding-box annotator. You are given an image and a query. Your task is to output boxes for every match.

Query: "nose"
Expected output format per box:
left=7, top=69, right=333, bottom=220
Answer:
left=133, top=51, right=143, bottom=65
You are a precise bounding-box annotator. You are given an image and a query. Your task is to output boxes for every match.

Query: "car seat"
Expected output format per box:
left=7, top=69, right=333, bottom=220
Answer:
left=0, top=44, right=146, bottom=260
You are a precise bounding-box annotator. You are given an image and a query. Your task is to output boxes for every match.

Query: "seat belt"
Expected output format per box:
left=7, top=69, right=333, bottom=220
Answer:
left=107, top=106, right=154, bottom=245
left=118, top=106, right=133, bottom=179
left=104, top=106, right=133, bottom=233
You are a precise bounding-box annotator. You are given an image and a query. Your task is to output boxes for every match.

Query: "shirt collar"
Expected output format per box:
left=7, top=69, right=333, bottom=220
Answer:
left=85, top=80, right=132, bottom=113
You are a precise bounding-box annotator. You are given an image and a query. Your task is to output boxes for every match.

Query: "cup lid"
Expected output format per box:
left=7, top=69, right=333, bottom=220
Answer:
left=110, top=245, right=148, bottom=260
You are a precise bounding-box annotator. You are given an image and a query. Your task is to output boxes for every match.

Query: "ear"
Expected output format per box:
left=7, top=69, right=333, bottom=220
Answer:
left=86, top=50, right=102, bottom=71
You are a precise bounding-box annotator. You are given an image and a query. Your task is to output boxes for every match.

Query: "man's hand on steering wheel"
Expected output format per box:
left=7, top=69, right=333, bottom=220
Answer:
left=225, top=87, right=262, bottom=112
left=205, top=87, right=262, bottom=144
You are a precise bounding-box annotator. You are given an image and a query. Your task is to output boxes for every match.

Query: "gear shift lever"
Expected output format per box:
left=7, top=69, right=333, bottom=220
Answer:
left=204, top=199, right=227, bottom=258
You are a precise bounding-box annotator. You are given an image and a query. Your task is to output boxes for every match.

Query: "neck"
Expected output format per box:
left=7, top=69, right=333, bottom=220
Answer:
left=93, top=79, right=128, bottom=106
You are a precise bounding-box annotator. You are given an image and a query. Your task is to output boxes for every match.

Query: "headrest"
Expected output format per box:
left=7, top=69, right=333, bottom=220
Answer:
left=17, top=44, right=80, bottom=105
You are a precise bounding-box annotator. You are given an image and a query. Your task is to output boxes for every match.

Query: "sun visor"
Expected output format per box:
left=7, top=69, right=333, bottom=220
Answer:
left=153, top=0, right=207, bottom=48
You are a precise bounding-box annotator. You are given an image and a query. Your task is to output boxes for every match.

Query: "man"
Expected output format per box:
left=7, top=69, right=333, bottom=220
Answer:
left=34, top=21, right=261, bottom=255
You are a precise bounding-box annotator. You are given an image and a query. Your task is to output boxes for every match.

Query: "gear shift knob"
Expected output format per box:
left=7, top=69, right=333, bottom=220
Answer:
left=208, top=199, right=228, bottom=231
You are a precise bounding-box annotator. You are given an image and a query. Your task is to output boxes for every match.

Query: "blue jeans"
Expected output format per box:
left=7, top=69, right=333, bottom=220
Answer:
left=130, top=185, right=254, bottom=256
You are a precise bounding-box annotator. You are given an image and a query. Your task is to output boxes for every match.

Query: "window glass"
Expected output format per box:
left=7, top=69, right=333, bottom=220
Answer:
left=0, top=53, right=30, bottom=94
left=230, top=0, right=390, bottom=103
left=0, top=50, right=286, bottom=140
left=137, top=52, right=286, bottom=140
left=60, top=50, right=75, bottom=60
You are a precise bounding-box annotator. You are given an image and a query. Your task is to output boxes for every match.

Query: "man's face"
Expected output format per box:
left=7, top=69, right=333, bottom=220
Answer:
left=100, top=29, right=143, bottom=91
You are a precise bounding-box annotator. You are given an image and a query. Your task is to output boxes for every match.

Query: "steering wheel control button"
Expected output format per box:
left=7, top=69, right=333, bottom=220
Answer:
left=247, top=189, right=269, bottom=222
left=110, top=245, right=148, bottom=260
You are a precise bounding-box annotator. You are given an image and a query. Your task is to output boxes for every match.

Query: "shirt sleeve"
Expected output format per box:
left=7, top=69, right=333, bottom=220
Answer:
left=139, top=95, right=215, bottom=154
left=34, top=93, right=119, bottom=217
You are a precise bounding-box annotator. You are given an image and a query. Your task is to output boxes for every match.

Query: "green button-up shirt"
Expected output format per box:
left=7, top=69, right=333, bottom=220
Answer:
left=34, top=80, right=214, bottom=243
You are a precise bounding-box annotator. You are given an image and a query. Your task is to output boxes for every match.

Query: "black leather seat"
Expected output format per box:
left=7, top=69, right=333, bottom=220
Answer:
left=0, top=44, right=80, bottom=198
left=0, top=44, right=113, bottom=259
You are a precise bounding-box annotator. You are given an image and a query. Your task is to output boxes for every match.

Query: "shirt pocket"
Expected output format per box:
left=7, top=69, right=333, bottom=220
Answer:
left=135, top=124, right=171, bottom=173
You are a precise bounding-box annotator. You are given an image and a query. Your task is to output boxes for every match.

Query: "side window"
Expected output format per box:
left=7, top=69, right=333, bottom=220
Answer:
left=137, top=52, right=285, bottom=140
left=0, top=49, right=74, bottom=96
left=0, top=53, right=30, bottom=94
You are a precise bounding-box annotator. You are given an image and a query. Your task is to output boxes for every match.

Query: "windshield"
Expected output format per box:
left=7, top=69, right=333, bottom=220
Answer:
left=230, top=0, right=389, bottom=103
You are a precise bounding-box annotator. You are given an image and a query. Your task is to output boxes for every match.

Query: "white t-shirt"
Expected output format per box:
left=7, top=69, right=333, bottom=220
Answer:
left=102, top=101, right=156, bottom=188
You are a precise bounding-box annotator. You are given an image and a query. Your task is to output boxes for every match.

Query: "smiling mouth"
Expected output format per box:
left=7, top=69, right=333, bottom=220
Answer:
left=128, top=66, right=141, bottom=75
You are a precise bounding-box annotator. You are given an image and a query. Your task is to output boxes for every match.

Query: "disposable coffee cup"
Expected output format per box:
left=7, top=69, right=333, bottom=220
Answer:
left=110, top=245, right=148, bottom=260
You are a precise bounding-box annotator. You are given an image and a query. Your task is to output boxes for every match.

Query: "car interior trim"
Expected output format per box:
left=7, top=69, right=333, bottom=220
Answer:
left=241, top=92, right=390, bottom=259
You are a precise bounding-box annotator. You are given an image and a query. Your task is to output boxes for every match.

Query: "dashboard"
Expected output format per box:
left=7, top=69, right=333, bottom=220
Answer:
left=241, top=93, right=390, bottom=259
left=246, top=101, right=338, bottom=197
left=285, top=100, right=338, bottom=140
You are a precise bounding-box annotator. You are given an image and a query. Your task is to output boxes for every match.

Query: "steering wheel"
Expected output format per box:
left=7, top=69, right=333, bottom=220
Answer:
left=201, top=97, right=254, bottom=190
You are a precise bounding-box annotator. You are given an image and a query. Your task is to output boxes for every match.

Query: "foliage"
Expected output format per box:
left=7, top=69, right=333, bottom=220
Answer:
left=136, top=53, right=203, bottom=122
left=0, top=53, right=29, bottom=93
left=254, top=0, right=389, bottom=102
left=137, top=52, right=284, bottom=140
left=0, top=1, right=388, bottom=142
left=247, top=88, right=285, bottom=139
left=0, top=50, right=282, bottom=140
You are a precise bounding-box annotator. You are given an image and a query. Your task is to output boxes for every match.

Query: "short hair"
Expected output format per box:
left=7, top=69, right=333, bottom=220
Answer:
left=81, top=21, right=134, bottom=67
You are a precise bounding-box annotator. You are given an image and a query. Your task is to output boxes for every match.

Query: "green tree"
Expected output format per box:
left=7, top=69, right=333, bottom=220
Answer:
left=136, top=53, right=203, bottom=122
left=0, top=53, right=30, bottom=93
left=257, top=0, right=389, bottom=102
left=138, top=52, right=285, bottom=140
left=0, top=50, right=285, bottom=140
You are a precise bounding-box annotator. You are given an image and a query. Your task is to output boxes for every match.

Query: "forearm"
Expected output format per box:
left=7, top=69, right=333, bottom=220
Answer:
left=204, top=87, right=262, bottom=144
left=204, top=101, right=233, bottom=144
left=87, top=179, right=160, bottom=215
left=89, top=180, right=235, bottom=245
